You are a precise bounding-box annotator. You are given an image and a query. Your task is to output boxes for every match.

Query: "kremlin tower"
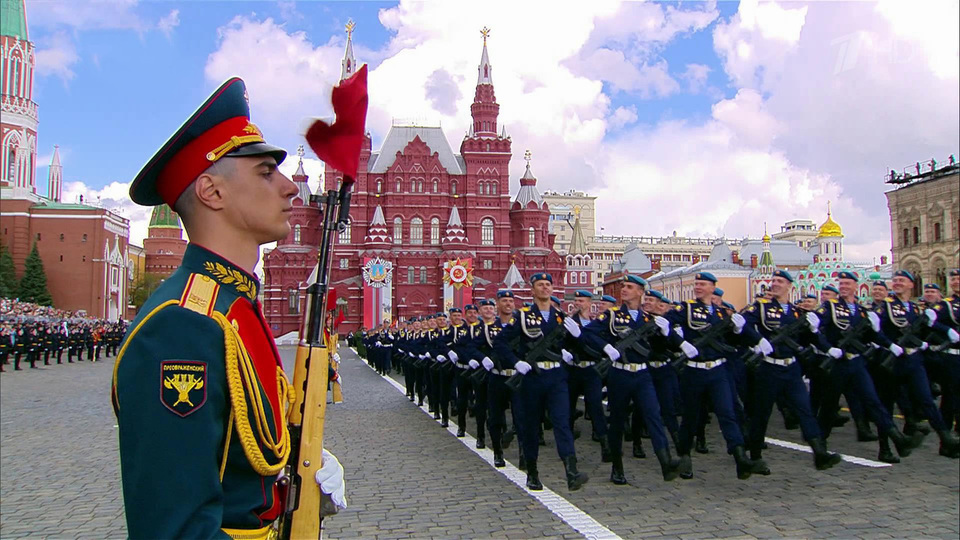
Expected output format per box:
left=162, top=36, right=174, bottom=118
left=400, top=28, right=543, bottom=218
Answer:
left=143, top=205, right=187, bottom=278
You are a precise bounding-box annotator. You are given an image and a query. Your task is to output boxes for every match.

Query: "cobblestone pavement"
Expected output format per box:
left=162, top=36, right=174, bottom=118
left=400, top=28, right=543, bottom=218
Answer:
left=1, top=346, right=958, bottom=539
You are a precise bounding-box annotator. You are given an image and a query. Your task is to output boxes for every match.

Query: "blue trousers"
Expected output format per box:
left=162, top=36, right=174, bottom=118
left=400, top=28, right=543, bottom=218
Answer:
left=518, top=367, right=575, bottom=461
left=726, top=357, right=749, bottom=424
left=819, top=356, right=893, bottom=438
left=889, top=353, right=948, bottom=431
left=567, top=365, right=608, bottom=438
left=678, top=364, right=744, bottom=455
left=607, top=367, right=669, bottom=456
left=940, top=352, right=960, bottom=429
left=650, top=365, right=680, bottom=434
left=487, top=372, right=522, bottom=448
left=749, top=361, right=822, bottom=449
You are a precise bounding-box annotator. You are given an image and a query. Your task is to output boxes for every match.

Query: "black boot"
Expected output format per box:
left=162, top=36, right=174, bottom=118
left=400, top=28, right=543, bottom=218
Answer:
left=518, top=449, right=527, bottom=471
left=887, top=426, right=922, bottom=457
left=810, top=438, right=842, bottom=470
left=526, top=460, right=543, bottom=490
left=654, top=447, right=680, bottom=482
left=494, top=451, right=505, bottom=468
left=503, top=427, right=514, bottom=450
left=632, top=439, right=646, bottom=459
left=677, top=454, right=693, bottom=479
left=831, top=414, right=850, bottom=428
left=877, top=434, right=900, bottom=464
left=733, top=445, right=769, bottom=479
left=670, top=430, right=681, bottom=450
left=937, top=429, right=960, bottom=458
left=562, top=455, right=588, bottom=491
left=476, top=434, right=485, bottom=449
left=610, top=454, right=627, bottom=485
left=457, top=427, right=466, bottom=437
left=695, top=434, right=708, bottom=454
left=572, top=426, right=581, bottom=440
left=856, top=418, right=879, bottom=442
left=904, top=419, right=931, bottom=436
left=600, top=437, right=612, bottom=463
left=783, top=408, right=800, bottom=430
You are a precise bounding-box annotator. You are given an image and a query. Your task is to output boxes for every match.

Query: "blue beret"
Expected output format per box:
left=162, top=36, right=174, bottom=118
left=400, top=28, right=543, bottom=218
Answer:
left=550, top=296, right=562, bottom=306
left=951, top=269, right=959, bottom=277
left=695, top=272, right=717, bottom=283
left=601, top=295, right=617, bottom=303
left=894, top=270, right=915, bottom=282
left=647, top=290, right=665, bottom=301
left=713, top=287, right=724, bottom=297
left=837, top=271, right=858, bottom=281
left=530, top=272, right=553, bottom=285
left=410, top=316, right=419, bottom=322
left=772, top=269, right=794, bottom=283
left=478, top=299, right=495, bottom=307
left=497, top=290, right=515, bottom=299
left=872, top=280, right=887, bottom=288
left=621, top=274, right=647, bottom=287
left=523, top=302, right=534, bottom=308
left=924, top=283, right=941, bottom=291
left=722, top=301, right=736, bottom=311
left=448, top=307, right=462, bottom=314
left=804, top=294, right=818, bottom=300
left=435, top=312, right=446, bottom=318
left=822, top=285, right=839, bottom=294
left=575, top=290, right=593, bottom=299
left=463, top=304, right=477, bottom=311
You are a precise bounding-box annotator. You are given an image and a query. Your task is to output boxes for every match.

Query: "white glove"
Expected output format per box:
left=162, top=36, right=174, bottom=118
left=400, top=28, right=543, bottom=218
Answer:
left=806, top=312, right=820, bottom=333
left=424, top=352, right=432, bottom=359
left=654, top=316, right=670, bottom=336
left=758, top=337, right=774, bottom=356
left=603, top=343, right=621, bottom=361
left=680, top=341, right=699, bottom=359
left=418, top=354, right=426, bottom=360
left=889, top=343, right=903, bottom=357
left=675, top=326, right=684, bottom=338
left=437, top=355, right=447, bottom=363
left=563, top=317, right=582, bottom=338
left=408, top=352, right=414, bottom=358
left=828, top=347, right=843, bottom=359
left=731, top=313, right=746, bottom=334
left=314, top=449, right=347, bottom=511
left=948, top=328, right=960, bottom=343
left=482, top=357, right=495, bottom=371
left=920, top=342, right=928, bottom=351
left=924, top=309, right=937, bottom=326
left=469, top=359, right=480, bottom=369
left=332, top=353, right=341, bottom=362
left=867, top=311, right=881, bottom=333
left=515, top=360, right=532, bottom=374
left=449, top=351, right=459, bottom=363
left=561, top=349, right=574, bottom=364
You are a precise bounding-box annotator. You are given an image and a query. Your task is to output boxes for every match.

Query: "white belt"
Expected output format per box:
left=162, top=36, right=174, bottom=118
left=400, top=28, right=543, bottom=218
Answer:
left=574, top=361, right=597, bottom=368
left=762, top=356, right=796, bottom=367
left=537, top=361, right=562, bottom=370
left=687, top=358, right=726, bottom=370
left=612, top=362, right=647, bottom=372
left=904, top=347, right=919, bottom=355
left=648, top=360, right=668, bottom=368
left=947, top=348, right=960, bottom=356
left=491, top=369, right=516, bottom=376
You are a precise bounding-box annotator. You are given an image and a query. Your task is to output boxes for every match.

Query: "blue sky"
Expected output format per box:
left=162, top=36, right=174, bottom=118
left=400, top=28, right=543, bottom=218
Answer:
left=19, top=0, right=960, bottom=259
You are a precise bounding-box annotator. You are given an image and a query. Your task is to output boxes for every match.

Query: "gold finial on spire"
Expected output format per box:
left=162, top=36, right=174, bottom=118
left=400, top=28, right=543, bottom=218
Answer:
left=762, top=222, right=770, bottom=243
left=574, top=206, right=581, bottom=217
left=481, top=26, right=491, bottom=44
left=827, top=200, right=832, bottom=217
left=345, top=19, right=356, bottom=39
left=817, top=200, right=844, bottom=238
left=524, top=149, right=532, bottom=163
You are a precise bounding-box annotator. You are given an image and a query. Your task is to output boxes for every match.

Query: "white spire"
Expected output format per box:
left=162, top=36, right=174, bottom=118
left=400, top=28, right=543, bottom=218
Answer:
left=477, top=26, right=493, bottom=85
left=447, top=205, right=463, bottom=228
left=364, top=205, right=391, bottom=244
left=341, top=20, right=357, bottom=81
left=443, top=206, right=467, bottom=245
left=370, top=204, right=386, bottom=226
left=47, top=145, right=62, bottom=202
left=504, top=260, right=524, bottom=289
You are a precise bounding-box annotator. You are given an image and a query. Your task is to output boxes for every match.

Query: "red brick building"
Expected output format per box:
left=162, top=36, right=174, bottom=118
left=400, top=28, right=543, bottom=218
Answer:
left=143, top=204, right=187, bottom=278
left=263, top=30, right=565, bottom=335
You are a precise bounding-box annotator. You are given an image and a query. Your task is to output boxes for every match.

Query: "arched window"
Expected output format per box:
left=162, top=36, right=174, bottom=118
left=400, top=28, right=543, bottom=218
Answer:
left=339, top=221, right=352, bottom=244
left=419, top=266, right=427, bottom=284
left=430, top=218, right=440, bottom=245
left=376, top=180, right=383, bottom=194
left=903, top=228, right=909, bottom=246
left=580, top=271, right=588, bottom=284
left=59, top=234, right=64, bottom=242
left=433, top=179, right=438, bottom=193
left=528, top=227, right=536, bottom=247
left=912, top=226, right=920, bottom=244
left=481, top=218, right=494, bottom=246
left=491, top=182, right=498, bottom=195
left=410, top=217, right=423, bottom=245
left=571, top=272, right=578, bottom=284
left=934, top=222, right=942, bottom=241
left=393, top=217, right=403, bottom=244
left=451, top=181, right=458, bottom=195
left=288, top=288, right=300, bottom=314
left=486, top=143, right=491, bottom=152
left=7, top=148, right=15, bottom=182
left=294, top=224, right=301, bottom=244
left=82, top=234, right=87, bottom=242
left=408, top=266, right=415, bottom=283
left=395, top=177, right=402, bottom=192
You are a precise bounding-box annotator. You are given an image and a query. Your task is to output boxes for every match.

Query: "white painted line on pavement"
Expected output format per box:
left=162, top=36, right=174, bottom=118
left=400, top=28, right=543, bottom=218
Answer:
left=348, top=347, right=622, bottom=540
left=764, top=437, right=891, bottom=468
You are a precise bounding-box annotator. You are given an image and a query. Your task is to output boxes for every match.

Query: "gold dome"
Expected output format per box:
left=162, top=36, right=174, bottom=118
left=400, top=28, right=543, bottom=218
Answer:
left=817, top=202, right=843, bottom=238
left=762, top=222, right=771, bottom=243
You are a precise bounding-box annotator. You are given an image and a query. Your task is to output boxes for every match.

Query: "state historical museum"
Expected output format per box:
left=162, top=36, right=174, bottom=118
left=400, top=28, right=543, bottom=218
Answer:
left=263, top=29, right=567, bottom=336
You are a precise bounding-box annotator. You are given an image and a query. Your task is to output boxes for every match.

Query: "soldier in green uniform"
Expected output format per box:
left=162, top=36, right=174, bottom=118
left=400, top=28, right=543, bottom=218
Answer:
left=113, top=78, right=345, bottom=539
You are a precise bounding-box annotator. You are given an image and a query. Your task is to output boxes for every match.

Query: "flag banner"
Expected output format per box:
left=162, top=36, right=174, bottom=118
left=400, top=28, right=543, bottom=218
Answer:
left=442, top=258, right=474, bottom=311
left=362, top=257, right=393, bottom=328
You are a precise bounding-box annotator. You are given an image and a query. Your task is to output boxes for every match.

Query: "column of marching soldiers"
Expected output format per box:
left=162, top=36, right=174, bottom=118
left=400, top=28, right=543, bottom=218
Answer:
left=352, top=268, right=960, bottom=491
left=0, top=319, right=127, bottom=372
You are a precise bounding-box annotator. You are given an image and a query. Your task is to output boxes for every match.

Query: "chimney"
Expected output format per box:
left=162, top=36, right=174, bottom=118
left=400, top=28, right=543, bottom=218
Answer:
left=732, top=251, right=741, bottom=265
left=750, top=254, right=758, bottom=268
left=692, top=254, right=701, bottom=264
left=652, top=260, right=661, bottom=271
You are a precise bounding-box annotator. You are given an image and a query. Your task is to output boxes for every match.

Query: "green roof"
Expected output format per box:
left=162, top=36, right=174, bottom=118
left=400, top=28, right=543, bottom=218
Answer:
left=0, top=0, right=28, bottom=41
left=149, top=204, right=182, bottom=229
left=32, top=201, right=97, bottom=211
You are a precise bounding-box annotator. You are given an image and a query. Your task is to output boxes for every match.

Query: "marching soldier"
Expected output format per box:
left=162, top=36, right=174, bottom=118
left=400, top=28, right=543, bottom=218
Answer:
left=13, top=326, right=26, bottom=370
left=112, top=77, right=343, bottom=537
left=564, top=290, right=611, bottom=462
left=929, top=269, right=960, bottom=442
left=481, top=291, right=520, bottom=468
left=581, top=275, right=681, bottom=484
left=597, top=294, right=617, bottom=313
left=495, top=273, right=588, bottom=491
left=451, top=305, right=485, bottom=446
left=643, top=290, right=683, bottom=449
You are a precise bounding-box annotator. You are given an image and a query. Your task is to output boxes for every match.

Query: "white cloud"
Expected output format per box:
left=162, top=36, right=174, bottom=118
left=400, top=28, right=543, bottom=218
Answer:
left=681, top=63, right=711, bottom=93
left=60, top=180, right=153, bottom=247
left=609, top=105, right=638, bottom=129
left=27, top=0, right=147, bottom=33
left=35, top=32, right=79, bottom=82
left=158, top=9, right=180, bottom=38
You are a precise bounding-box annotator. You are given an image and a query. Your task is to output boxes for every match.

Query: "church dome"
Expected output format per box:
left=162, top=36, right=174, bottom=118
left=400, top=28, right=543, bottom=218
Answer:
left=817, top=202, right=843, bottom=238
left=149, top=204, right=182, bottom=229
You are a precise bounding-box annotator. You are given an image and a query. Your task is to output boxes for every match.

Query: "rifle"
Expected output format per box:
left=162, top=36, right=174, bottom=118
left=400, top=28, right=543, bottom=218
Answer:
left=744, top=318, right=810, bottom=369
left=820, top=314, right=872, bottom=372
left=878, top=312, right=930, bottom=372
left=614, top=319, right=660, bottom=359
left=670, top=317, right=736, bottom=371
left=505, top=325, right=567, bottom=392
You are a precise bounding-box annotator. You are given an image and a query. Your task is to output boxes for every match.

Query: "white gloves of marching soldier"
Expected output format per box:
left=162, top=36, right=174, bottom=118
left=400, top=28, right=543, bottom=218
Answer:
left=563, top=317, right=582, bottom=338
left=437, top=355, right=447, bottom=363
left=314, top=449, right=347, bottom=513
left=924, top=309, right=937, bottom=326
left=827, top=347, right=843, bottom=359
left=482, top=357, right=495, bottom=371
left=889, top=343, right=904, bottom=357
left=561, top=349, right=574, bottom=365
left=448, top=351, right=459, bottom=363
left=603, top=343, right=621, bottom=361
left=948, top=328, right=960, bottom=343
left=806, top=312, right=820, bottom=333
left=868, top=311, right=881, bottom=333
left=332, top=353, right=340, bottom=362
left=758, top=337, right=774, bottom=356
left=515, top=360, right=532, bottom=374
left=731, top=313, right=746, bottom=334
left=654, top=316, right=670, bottom=336
left=469, top=359, right=480, bottom=369
left=680, top=341, right=699, bottom=359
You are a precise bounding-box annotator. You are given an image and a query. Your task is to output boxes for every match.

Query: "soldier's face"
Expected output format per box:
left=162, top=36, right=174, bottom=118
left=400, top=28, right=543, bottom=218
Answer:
left=694, top=280, right=714, bottom=300
left=621, top=282, right=642, bottom=303
left=464, top=310, right=478, bottom=323
left=641, top=295, right=657, bottom=313
left=450, top=313, right=463, bottom=325
left=951, top=275, right=960, bottom=293
left=802, top=298, right=818, bottom=310
left=598, top=300, right=614, bottom=311
left=821, top=290, right=838, bottom=301
left=838, top=278, right=857, bottom=298
left=479, top=305, right=495, bottom=320
left=872, top=285, right=887, bottom=301
left=770, top=276, right=791, bottom=297
left=892, top=276, right=912, bottom=295
left=497, top=297, right=515, bottom=315
left=710, top=294, right=722, bottom=306
left=574, top=297, right=591, bottom=314
left=923, top=289, right=941, bottom=303
left=224, top=156, right=299, bottom=245
left=532, top=280, right=553, bottom=301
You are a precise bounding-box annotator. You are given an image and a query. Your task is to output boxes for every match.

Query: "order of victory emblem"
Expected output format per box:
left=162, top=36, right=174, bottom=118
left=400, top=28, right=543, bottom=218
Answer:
left=362, top=257, right=394, bottom=288
left=443, top=258, right=474, bottom=290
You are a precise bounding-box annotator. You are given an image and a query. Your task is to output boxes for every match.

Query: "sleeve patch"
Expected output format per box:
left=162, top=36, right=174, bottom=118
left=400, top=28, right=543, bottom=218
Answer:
left=160, top=360, right=208, bottom=417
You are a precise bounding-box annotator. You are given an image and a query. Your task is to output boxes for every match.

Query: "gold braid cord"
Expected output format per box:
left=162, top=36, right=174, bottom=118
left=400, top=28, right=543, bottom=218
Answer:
left=213, top=312, right=291, bottom=476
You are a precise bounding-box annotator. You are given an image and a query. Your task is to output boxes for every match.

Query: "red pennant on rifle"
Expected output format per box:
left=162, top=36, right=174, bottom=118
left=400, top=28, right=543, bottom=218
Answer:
left=305, top=65, right=369, bottom=182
